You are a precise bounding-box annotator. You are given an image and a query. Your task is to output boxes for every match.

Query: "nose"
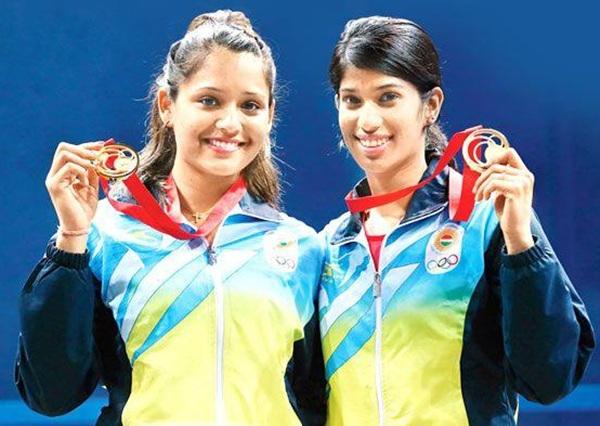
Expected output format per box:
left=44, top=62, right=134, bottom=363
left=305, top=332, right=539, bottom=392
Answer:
left=215, top=104, right=242, bottom=135
left=357, top=103, right=383, bottom=134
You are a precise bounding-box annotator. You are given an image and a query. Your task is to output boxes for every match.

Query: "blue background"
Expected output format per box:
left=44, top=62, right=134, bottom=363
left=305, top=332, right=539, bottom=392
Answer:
left=1, top=0, right=598, bottom=424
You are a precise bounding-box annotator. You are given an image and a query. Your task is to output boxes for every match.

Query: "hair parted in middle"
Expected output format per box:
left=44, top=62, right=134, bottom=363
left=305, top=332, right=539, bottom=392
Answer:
left=139, top=9, right=281, bottom=207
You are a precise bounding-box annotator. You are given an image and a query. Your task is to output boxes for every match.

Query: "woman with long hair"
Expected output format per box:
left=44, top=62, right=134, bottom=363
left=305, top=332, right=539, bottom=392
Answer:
left=16, top=10, right=325, bottom=425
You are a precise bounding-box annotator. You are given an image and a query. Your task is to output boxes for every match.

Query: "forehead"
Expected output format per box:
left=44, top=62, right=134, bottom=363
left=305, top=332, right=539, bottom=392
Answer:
left=180, top=47, right=270, bottom=97
left=339, top=66, right=415, bottom=92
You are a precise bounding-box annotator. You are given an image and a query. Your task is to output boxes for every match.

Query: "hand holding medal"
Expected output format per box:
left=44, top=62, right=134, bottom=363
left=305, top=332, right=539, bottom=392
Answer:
left=95, top=139, right=246, bottom=240
left=45, top=141, right=104, bottom=252
left=345, top=125, right=535, bottom=253
left=46, top=139, right=141, bottom=252
left=48, top=136, right=245, bottom=250
left=469, top=130, right=535, bottom=254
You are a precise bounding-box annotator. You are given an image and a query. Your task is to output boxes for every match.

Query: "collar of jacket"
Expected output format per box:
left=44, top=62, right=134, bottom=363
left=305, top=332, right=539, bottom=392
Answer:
left=234, top=192, right=284, bottom=222
left=111, top=184, right=284, bottom=224
left=330, top=157, right=449, bottom=245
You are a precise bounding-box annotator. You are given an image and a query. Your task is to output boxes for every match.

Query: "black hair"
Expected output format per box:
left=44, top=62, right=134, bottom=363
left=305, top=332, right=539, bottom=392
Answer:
left=330, top=16, right=449, bottom=162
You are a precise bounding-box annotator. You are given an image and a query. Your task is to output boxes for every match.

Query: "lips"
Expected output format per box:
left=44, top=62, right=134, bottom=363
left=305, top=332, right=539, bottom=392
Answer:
left=357, top=136, right=391, bottom=148
left=204, top=138, right=246, bottom=153
left=355, top=134, right=392, bottom=150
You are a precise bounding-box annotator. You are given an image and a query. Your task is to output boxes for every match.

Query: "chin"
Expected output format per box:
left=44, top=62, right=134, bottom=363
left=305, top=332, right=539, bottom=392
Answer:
left=359, top=162, right=394, bottom=177
left=354, top=156, right=385, bottom=170
left=195, top=161, right=244, bottom=179
left=205, top=168, right=243, bottom=179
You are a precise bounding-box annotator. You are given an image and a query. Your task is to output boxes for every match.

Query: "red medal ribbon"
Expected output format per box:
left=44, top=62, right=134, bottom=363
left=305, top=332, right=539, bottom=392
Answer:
left=98, top=139, right=246, bottom=240
left=345, top=126, right=483, bottom=222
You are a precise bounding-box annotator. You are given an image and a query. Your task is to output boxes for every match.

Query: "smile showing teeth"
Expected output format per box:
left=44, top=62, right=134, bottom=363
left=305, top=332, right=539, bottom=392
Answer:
left=205, top=138, right=244, bottom=152
left=357, top=137, right=391, bottom=148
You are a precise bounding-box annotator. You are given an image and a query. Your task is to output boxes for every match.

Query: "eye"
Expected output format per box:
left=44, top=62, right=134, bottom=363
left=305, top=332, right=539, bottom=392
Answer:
left=198, top=96, right=218, bottom=107
left=241, top=101, right=262, bottom=112
left=380, top=92, right=399, bottom=102
left=341, top=95, right=361, bottom=106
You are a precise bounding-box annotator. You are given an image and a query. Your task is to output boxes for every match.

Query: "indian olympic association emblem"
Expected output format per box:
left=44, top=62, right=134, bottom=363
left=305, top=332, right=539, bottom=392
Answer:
left=263, top=230, right=299, bottom=273
left=425, top=222, right=464, bottom=275
left=320, top=261, right=343, bottom=286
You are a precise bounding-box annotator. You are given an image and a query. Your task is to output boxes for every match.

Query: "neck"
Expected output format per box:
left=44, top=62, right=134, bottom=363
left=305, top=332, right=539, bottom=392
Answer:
left=365, top=154, right=428, bottom=219
left=172, top=166, right=238, bottom=216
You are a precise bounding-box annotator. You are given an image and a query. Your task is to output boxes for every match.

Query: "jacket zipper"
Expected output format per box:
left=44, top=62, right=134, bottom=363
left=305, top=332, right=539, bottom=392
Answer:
left=335, top=205, right=446, bottom=425
left=373, top=271, right=384, bottom=426
left=371, top=206, right=444, bottom=426
left=207, top=246, right=224, bottom=425
left=193, top=203, right=280, bottom=424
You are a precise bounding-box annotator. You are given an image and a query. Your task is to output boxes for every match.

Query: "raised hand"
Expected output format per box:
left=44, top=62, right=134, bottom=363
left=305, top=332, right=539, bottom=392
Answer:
left=472, top=148, right=535, bottom=254
left=45, top=141, right=104, bottom=253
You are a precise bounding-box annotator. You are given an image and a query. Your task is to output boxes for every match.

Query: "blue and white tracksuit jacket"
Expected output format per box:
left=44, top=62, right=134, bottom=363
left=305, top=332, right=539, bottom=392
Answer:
left=16, top=193, right=327, bottom=425
left=319, top=161, right=595, bottom=425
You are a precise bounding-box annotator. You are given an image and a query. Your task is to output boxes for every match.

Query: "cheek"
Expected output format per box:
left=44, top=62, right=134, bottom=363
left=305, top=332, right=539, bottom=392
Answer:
left=172, top=115, right=193, bottom=138
left=173, top=125, right=198, bottom=151
left=338, top=113, right=355, bottom=136
left=388, top=106, right=421, bottom=133
left=248, top=115, right=271, bottom=141
left=172, top=116, right=203, bottom=149
left=408, top=101, right=427, bottom=123
left=175, top=113, right=214, bottom=146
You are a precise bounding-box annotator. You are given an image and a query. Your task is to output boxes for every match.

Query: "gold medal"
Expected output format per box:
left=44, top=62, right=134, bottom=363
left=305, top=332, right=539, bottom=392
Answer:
left=462, top=128, right=510, bottom=173
left=94, top=144, right=139, bottom=180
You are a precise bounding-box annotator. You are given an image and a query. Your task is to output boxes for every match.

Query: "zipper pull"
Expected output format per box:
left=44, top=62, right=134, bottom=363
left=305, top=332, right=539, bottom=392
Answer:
left=373, top=273, right=382, bottom=298
left=207, top=246, right=217, bottom=265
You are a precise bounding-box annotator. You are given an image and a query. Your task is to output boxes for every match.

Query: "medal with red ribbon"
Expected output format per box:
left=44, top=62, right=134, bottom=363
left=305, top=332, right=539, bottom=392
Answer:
left=92, top=138, right=246, bottom=240
left=345, top=126, right=511, bottom=222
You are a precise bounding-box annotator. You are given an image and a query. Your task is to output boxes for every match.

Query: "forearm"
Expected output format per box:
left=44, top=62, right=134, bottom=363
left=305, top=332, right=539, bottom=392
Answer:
left=16, top=243, right=99, bottom=414
left=500, top=235, right=594, bottom=403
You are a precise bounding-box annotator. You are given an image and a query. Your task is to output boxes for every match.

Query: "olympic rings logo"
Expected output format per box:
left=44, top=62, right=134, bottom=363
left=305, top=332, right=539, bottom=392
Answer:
left=427, top=254, right=459, bottom=270
left=274, top=255, right=296, bottom=271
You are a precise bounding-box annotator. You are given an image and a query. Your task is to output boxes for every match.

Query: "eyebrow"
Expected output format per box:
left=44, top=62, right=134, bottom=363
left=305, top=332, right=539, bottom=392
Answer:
left=340, top=83, right=405, bottom=93
left=194, top=86, right=264, bottom=97
left=375, top=83, right=405, bottom=90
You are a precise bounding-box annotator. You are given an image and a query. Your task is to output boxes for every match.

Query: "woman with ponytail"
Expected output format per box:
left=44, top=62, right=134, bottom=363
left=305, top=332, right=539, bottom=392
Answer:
left=16, top=10, right=325, bottom=425
left=318, top=16, right=594, bottom=425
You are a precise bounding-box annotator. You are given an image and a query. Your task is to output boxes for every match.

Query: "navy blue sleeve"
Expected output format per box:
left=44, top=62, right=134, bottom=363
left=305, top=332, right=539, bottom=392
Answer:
left=285, top=305, right=327, bottom=426
left=499, top=214, right=595, bottom=404
left=15, top=242, right=100, bottom=416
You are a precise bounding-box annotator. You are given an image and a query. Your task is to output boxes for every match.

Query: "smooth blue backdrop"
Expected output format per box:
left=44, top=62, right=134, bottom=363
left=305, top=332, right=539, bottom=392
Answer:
left=1, top=0, right=598, bottom=424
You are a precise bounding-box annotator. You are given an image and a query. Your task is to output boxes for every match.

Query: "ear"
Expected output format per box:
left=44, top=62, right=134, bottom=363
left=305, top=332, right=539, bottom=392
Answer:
left=334, top=94, right=340, bottom=110
left=424, top=87, right=444, bottom=124
left=157, top=87, right=174, bottom=127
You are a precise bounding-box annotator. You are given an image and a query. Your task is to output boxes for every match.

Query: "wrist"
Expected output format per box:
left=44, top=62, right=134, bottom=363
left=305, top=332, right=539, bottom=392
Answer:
left=504, top=231, right=535, bottom=255
left=56, top=226, right=90, bottom=254
left=57, top=226, right=89, bottom=237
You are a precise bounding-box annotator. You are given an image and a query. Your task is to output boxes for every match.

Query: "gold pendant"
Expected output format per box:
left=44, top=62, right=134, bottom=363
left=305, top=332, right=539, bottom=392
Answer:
left=192, top=212, right=205, bottom=225
left=462, top=128, right=510, bottom=173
